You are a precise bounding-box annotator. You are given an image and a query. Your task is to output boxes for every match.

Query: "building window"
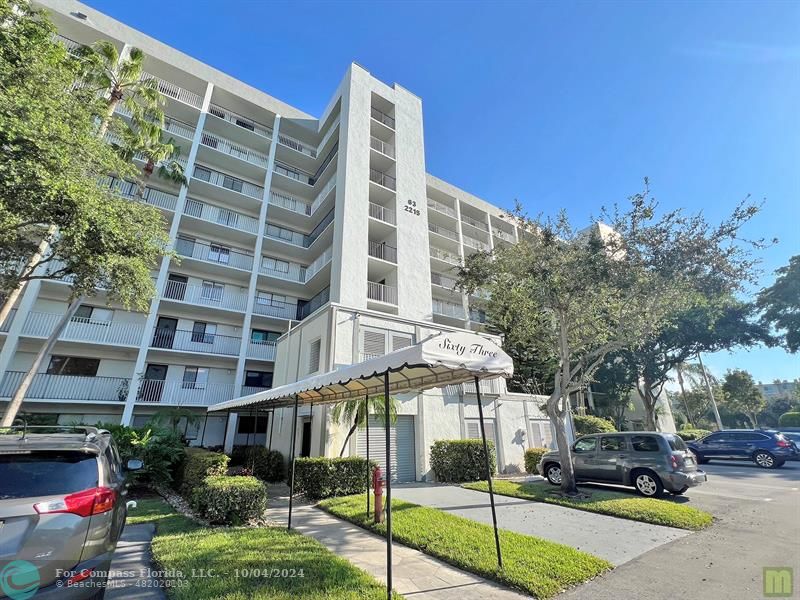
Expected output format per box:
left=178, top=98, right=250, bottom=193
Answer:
left=182, top=366, right=208, bottom=389
left=359, top=327, right=413, bottom=360
left=72, top=305, right=112, bottom=324
left=251, top=329, right=279, bottom=344
left=46, top=356, right=100, bottom=377
left=200, top=280, right=224, bottom=302
left=465, top=418, right=497, bottom=446
left=237, top=415, right=268, bottom=434
left=262, top=256, right=290, bottom=273
left=530, top=419, right=554, bottom=449
left=191, top=322, right=216, bottom=344
left=208, top=244, right=230, bottom=264
left=245, top=370, right=273, bottom=389
left=256, top=291, right=286, bottom=307
left=308, top=339, right=321, bottom=374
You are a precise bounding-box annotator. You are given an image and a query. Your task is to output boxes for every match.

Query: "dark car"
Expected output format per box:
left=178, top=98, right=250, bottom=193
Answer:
left=537, top=432, right=706, bottom=498
left=0, top=426, right=141, bottom=599
left=687, top=429, right=798, bottom=469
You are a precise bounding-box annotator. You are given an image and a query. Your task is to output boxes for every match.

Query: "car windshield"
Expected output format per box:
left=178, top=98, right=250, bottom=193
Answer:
left=665, top=434, right=688, bottom=451
left=0, top=451, right=98, bottom=499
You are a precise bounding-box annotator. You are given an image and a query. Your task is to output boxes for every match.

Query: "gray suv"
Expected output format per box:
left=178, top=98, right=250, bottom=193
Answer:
left=537, top=432, right=707, bottom=497
left=0, top=426, right=141, bottom=599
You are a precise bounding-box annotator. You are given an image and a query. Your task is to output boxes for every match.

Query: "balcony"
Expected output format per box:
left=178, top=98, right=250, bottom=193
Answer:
left=305, top=247, right=333, bottom=281
left=141, top=72, right=203, bottom=109
left=0, top=309, right=15, bottom=333
left=431, top=273, right=459, bottom=289
left=493, top=228, right=515, bottom=243
left=274, top=162, right=314, bottom=186
left=184, top=198, right=259, bottom=235
left=269, top=190, right=312, bottom=216
left=115, top=104, right=195, bottom=141
left=369, top=169, right=396, bottom=191
left=278, top=132, right=317, bottom=158
left=433, top=299, right=465, bottom=319
left=163, top=280, right=248, bottom=312
left=0, top=372, right=129, bottom=403
left=427, top=198, right=457, bottom=218
left=192, top=164, right=264, bottom=200
left=371, top=107, right=395, bottom=129
left=463, top=235, right=489, bottom=252
left=369, top=202, right=396, bottom=225
left=175, top=237, right=254, bottom=271
left=264, top=223, right=305, bottom=248
left=367, top=281, right=397, bottom=305
left=296, top=287, right=330, bottom=320
left=150, top=328, right=241, bottom=356
left=200, top=131, right=269, bottom=169
left=370, top=136, right=395, bottom=158
left=368, top=241, right=397, bottom=263
left=253, top=297, right=298, bottom=320
left=429, top=246, right=460, bottom=265
left=99, top=176, right=179, bottom=212
left=260, top=258, right=306, bottom=283
left=137, top=379, right=236, bottom=406
left=469, top=307, right=487, bottom=323
left=53, top=34, right=84, bottom=56
left=428, top=223, right=459, bottom=241
left=208, top=104, right=272, bottom=138
left=22, top=312, right=144, bottom=346
left=248, top=340, right=277, bottom=361
left=462, top=214, right=489, bottom=232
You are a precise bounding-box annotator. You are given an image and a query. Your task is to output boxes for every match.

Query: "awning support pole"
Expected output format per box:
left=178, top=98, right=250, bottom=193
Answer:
left=287, top=394, right=299, bottom=530
left=365, top=395, right=370, bottom=518
left=251, top=409, right=260, bottom=471
left=246, top=409, right=253, bottom=449
left=222, top=409, right=231, bottom=453
left=384, top=372, right=393, bottom=600
left=475, top=376, right=503, bottom=569
left=268, top=409, right=274, bottom=452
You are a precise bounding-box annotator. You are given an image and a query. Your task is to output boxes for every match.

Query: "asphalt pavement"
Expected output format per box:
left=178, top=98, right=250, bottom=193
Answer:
left=559, top=460, right=800, bottom=600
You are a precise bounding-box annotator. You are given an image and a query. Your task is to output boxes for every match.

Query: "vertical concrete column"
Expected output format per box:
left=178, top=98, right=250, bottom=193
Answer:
left=121, top=81, right=215, bottom=425
left=0, top=280, right=43, bottom=382
left=453, top=200, right=470, bottom=320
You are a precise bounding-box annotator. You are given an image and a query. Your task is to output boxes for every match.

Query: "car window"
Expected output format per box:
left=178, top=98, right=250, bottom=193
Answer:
left=631, top=435, right=660, bottom=452
left=665, top=434, right=688, bottom=451
left=733, top=432, right=768, bottom=441
left=600, top=435, right=626, bottom=452
left=573, top=438, right=597, bottom=453
left=0, top=451, right=99, bottom=499
left=706, top=433, right=731, bottom=442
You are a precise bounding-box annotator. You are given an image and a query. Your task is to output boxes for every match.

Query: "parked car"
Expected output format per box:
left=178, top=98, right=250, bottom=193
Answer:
left=537, top=432, right=706, bottom=498
left=780, top=431, right=800, bottom=459
left=0, top=425, right=141, bottom=599
left=686, top=429, right=798, bottom=469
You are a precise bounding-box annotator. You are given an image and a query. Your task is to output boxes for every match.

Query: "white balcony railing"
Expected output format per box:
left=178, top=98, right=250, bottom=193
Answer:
left=370, top=136, right=395, bottom=158
left=371, top=107, right=395, bottom=129
left=53, top=34, right=84, bottom=55
left=184, top=198, right=259, bottom=234
left=100, top=176, right=180, bottom=212
left=136, top=380, right=236, bottom=406
left=200, top=131, right=269, bottom=168
left=114, top=104, right=196, bottom=141
left=305, top=246, right=333, bottom=281
left=429, top=246, right=461, bottom=265
left=274, top=163, right=314, bottom=185
left=462, top=214, right=489, bottom=232
left=463, top=235, right=489, bottom=251
left=367, top=281, right=397, bottom=305
left=22, top=312, right=144, bottom=346
left=0, top=309, right=16, bottom=333
left=368, top=241, right=397, bottom=263
left=369, top=169, right=396, bottom=191
left=248, top=340, right=277, bottom=361
left=192, top=165, right=264, bottom=200
left=0, top=371, right=129, bottom=402
left=175, top=237, right=254, bottom=271
left=433, top=299, right=465, bottom=319
left=278, top=133, right=317, bottom=158
left=259, top=260, right=306, bottom=283
left=269, top=190, right=312, bottom=216
left=428, top=222, right=459, bottom=241
left=162, top=280, right=248, bottom=312
left=208, top=104, right=273, bottom=139
left=369, top=202, right=396, bottom=225
left=252, top=298, right=297, bottom=320
left=141, top=72, right=203, bottom=109
left=431, top=273, right=459, bottom=289
left=493, top=228, right=515, bottom=243
left=264, top=224, right=305, bottom=248
left=427, top=198, right=457, bottom=218
left=150, top=328, right=241, bottom=356
left=310, top=177, right=336, bottom=215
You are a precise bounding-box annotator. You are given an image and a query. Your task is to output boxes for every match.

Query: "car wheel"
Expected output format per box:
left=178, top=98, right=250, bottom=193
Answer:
left=673, top=486, right=689, bottom=495
left=633, top=470, right=664, bottom=498
left=545, top=463, right=562, bottom=486
left=754, top=451, right=779, bottom=469
left=690, top=449, right=709, bottom=464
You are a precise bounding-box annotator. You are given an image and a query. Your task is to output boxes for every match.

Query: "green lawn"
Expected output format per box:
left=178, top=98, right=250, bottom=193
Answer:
left=127, top=497, right=397, bottom=599
left=463, top=480, right=713, bottom=530
left=319, top=494, right=612, bottom=599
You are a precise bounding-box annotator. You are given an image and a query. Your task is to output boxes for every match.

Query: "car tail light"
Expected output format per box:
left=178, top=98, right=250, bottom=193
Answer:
left=777, top=439, right=791, bottom=448
left=670, top=455, right=680, bottom=470
left=34, top=487, right=116, bottom=518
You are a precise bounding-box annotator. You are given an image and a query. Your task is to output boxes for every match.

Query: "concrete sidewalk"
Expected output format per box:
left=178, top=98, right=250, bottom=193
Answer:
left=392, top=483, right=689, bottom=565
left=106, top=523, right=166, bottom=600
left=266, top=489, right=528, bottom=600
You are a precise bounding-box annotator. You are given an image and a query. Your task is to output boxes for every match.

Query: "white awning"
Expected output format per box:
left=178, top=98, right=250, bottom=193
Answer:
left=208, top=331, right=513, bottom=412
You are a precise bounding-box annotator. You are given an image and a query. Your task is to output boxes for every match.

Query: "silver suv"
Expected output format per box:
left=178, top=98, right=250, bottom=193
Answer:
left=537, top=432, right=707, bottom=497
left=0, top=426, right=141, bottom=599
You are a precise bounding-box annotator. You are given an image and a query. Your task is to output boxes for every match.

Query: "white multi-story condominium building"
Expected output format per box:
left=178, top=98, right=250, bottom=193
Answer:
left=0, top=0, right=557, bottom=480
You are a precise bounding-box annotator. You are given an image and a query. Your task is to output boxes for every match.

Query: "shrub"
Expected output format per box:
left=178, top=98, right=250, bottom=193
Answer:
left=232, top=446, right=285, bottom=482
left=293, top=457, right=374, bottom=500
left=191, top=476, right=268, bottom=525
left=675, top=428, right=713, bottom=441
left=174, top=447, right=229, bottom=495
left=96, top=423, right=185, bottom=487
left=779, top=412, right=800, bottom=427
left=573, top=415, right=617, bottom=435
left=524, top=447, right=549, bottom=474
left=429, top=439, right=496, bottom=483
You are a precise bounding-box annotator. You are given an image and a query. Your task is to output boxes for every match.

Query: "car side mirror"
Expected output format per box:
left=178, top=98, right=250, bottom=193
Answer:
left=125, top=458, right=144, bottom=471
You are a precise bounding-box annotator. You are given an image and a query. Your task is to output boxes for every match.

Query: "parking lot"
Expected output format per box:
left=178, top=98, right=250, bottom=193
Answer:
left=560, top=460, right=800, bottom=600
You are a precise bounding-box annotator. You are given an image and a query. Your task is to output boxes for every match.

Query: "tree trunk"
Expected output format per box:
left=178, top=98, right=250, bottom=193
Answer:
left=97, top=88, right=123, bottom=139
left=675, top=365, right=694, bottom=425
left=551, top=399, right=577, bottom=495
left=550, top=317, right=578, bottom=495
left=1, top=298, right=83, bottom=427
left=339, top=418, right=359, bottom=457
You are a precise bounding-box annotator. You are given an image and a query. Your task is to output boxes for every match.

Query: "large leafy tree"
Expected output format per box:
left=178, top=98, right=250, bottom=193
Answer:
left=590, top=351, right=637, bottom=429
left=721, top=369, right=766, bottom=428
left=458, top=185, right=763, bottom=495
left=757, top=255, right=800, bottom=353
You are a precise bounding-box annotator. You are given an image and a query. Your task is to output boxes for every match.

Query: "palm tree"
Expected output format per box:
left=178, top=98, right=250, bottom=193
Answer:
left=331, top=396, right=398, bottom=457
left=77, top=41, right=164, bottom=137
left=114, top=119, right=186, bottom=198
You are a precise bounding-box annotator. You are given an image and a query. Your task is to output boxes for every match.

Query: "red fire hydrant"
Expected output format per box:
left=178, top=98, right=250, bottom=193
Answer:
left=372, top=466, right=384, bottom=524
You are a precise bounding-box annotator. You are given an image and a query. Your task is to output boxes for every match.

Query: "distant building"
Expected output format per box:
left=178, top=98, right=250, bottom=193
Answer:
left=757, top=380, right=799, bottom=402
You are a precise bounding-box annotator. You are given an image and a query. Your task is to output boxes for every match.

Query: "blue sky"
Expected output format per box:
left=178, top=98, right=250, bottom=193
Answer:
left=85, top=0, right=799, bottom=383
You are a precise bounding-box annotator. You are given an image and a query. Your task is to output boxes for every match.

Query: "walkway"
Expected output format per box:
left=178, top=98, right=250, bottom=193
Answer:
left=106, top=523, right=166, bottom=600
left=266, top=485, right=529, bottom=600
left=392, top=483, right=688, bottom=565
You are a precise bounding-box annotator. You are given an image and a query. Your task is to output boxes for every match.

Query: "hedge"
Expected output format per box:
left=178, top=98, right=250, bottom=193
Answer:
left=675, top=428, right=712, bottom=441
left=524, top=447, right=549, bottom=474
left=231, top=446, right=285, bottom=482
left=293, top=457, right=374, bottom=500
left=779, top=412, right=800, bottom=428
left=191, top=475, right=268, bottom=525
left=573, top=415, right=617, bottom=435
left=430, top=439, right=496, bottom=483
left=96, top=423, right=184, bottom=487
left=174, top=447, right=229, bottom=495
